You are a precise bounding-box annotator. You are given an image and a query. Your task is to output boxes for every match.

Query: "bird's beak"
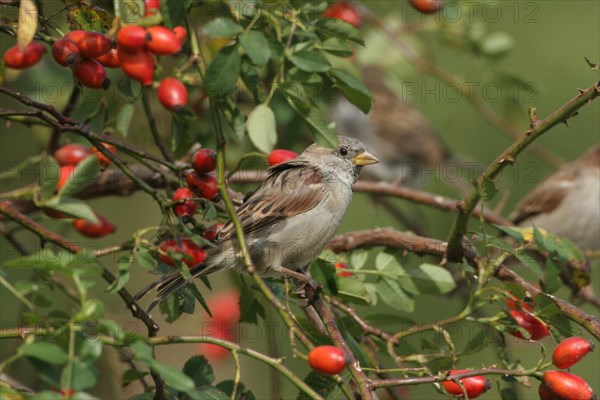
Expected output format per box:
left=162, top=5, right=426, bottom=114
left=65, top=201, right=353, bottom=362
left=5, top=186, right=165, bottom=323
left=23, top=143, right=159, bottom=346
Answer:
left=353, top=150, right=380, bottom=166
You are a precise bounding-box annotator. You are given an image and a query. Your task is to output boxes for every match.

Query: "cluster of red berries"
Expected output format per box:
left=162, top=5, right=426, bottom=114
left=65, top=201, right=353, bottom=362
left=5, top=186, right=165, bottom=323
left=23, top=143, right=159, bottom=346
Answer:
left=184, top=148, right=219, bottom=201
left=48, top=143, right=116, bottom=238
left=51, top=30, right=115, bottom=89
left=197, top=292, right=240, bottom=362
left=538, top=337, right=595, bottom=400
left=159, top=238, right=205, bottom=268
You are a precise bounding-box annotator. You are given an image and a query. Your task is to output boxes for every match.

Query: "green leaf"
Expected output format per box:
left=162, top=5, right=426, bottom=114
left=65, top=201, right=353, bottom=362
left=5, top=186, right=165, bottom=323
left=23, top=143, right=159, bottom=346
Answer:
left=20, top=342, right=68, bottom=364
left=57, top=155, right=100, bottom=198
left=158, top=0, right=191, bottom=27
left=288, top=50, right=331, bottom=73
left=321, top=37, right=353, bottom=57
left=239, top=31, right=271, bottom=67
left=247, top=104, right=277, bottom=153
left=398, top=263, right=456, bottom=295
left=495, top=225, right=526, bottom=244
left=122, top=369, right=149, bottom=387
left=215, top=380, right=247, bottom=397
left=115, top=103, right=135, bottom=137
left=297, top=371, right=340, bottom=400
left=337, top=276, right=370, bottom=305
left=462, top=329, right=489, bottom=354
left=40, top=156, right=61, bottom=201
left=64, top=360, right=99, bottom=391
left=513, top=249, right=543, bottom=279
left=329, top=68, right=372, bottom=113
left=203, top=18, right=243, bottom=39
left=28, top=392, right=63, bottom=400
left=376, top=279, right=414, bottom=312
left=310, top=259, right=339, bottom=295
left=117, top=77, right=142, bottom=101
left=107, top=258, right=131, bottom=293
left=317, top=18, right=364, bottom=45
left=204, top=45, right=241, bottom=97
left=152, top=362, right=196, bottom=393
left=131, top=341, right=154, bottom=362
left=543, top=258, right=561, bottom=294
left=284, top=88, right=337, bottom=148
left=197, top=386, right=229, bottom=400
left=66, top=2, right=112, bottom=31
left=239, top=285, right=265, bottom=324
left=1, top=249, right=61, bottom=269
left=42, top=197, right=98, bottom=223
left=183, top=355, right=214, bottom=388
left=349, top=249, right=369, bottom=270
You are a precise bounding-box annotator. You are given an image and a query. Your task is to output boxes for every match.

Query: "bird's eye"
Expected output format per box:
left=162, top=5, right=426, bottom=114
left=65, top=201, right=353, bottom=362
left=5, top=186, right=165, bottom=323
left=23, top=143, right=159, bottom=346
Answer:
left=339, top=147, right=348, bottom=156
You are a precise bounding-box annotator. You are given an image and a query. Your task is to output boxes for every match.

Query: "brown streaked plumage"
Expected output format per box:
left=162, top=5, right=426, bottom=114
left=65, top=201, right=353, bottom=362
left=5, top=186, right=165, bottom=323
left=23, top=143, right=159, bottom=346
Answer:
left=135, top=137, right=379, bottom=312
left=511, top=145, right=600, bottom=250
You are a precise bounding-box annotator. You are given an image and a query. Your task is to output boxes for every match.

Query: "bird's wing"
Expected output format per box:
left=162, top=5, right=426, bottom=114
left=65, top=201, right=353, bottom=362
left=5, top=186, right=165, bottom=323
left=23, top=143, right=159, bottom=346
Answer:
left=216, top=160, right=324, bottom=241
left=511, top=166, right=578, bottom=224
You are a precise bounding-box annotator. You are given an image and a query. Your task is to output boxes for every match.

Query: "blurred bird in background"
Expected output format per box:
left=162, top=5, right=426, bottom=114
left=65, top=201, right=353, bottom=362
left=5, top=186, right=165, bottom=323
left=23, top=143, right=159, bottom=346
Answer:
left=511, top=144, right=600, bottom=252
left=330, top=65, right=452, bottom=186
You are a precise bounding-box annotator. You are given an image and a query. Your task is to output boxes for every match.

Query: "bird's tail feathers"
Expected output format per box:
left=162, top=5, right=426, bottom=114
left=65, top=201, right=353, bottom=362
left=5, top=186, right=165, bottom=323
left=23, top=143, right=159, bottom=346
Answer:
left=134, top=262, right=213, bottom=313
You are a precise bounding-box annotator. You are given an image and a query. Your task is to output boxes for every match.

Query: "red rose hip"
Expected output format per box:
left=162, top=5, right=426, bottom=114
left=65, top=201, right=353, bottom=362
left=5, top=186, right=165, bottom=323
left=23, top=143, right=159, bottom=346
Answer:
left=441, top=370, right=491, bottom=399
left=117, top=25, right=149, bottom=50
left=73, top=59, right=111, bottom=89
left=509, top=310, right=549, bottom=340
left=159, top=238, right=206, bottom=267
left=95, top=48, right=120, bottom=68
left=54, top=144, right=91, bottom=166
left=4, top=42, right=45, bottom=69
left=186, top=171, right=220, bottom=201
left=267, top=149, right=298, bottom=166
left=308, top=346, right=348, bottom=375
left=552, top=337, right=595, bottom=369
left=173, top=26, right=187, bottom=44
left=146, top=26, right=181, bottom=55
left=172, top=187, right=197, bottom=222
left=72, top=213, right=116, bottom=238
left=542, top=371, right=595, bottom=400
left=52, top=38, right=81, bottom=66
left=204, top=223, right=223, bottom=242
left=66, top=30, right=113, bottom=58
left=91, top=143, right=117, bottom=167
left=157, top=78, right=188, bottom=111
left=192, top=149, right=217, bottom=174
left=144, top=0, right=160, bottom=16
left=409, top=0, right=445, bottom=14
left=56, top=165, right=76, bottom=191
left=324, top=2, right=362, bottom=28
left=117, top=46, right=155, bottom=85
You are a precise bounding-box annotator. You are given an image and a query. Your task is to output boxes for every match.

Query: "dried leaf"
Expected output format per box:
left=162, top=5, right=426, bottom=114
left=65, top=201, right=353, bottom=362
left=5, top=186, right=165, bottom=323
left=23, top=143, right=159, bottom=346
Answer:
left=18, top=0, right=38, bottom=50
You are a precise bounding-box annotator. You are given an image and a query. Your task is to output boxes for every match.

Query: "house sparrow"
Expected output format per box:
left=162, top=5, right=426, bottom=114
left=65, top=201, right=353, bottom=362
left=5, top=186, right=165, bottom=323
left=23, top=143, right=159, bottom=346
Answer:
left=511, top=145, right=600, bottom=251
left=330, top=66, right=451, bottom=185
left=135, top=137, right=379, bottom=311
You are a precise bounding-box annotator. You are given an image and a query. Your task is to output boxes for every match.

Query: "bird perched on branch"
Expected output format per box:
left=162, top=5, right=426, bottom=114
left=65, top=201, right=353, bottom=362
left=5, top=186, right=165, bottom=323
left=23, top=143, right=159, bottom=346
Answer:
left=330, top=66, right=451, bottom=186
left=135, top=137, right=379, bottom=311
left=511, top=144, right=600, bottom=251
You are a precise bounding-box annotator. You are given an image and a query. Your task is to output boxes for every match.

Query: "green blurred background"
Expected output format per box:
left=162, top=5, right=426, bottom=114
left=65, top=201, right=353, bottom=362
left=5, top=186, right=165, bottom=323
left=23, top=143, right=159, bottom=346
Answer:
left=1, top=1, right=599, bottom=398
